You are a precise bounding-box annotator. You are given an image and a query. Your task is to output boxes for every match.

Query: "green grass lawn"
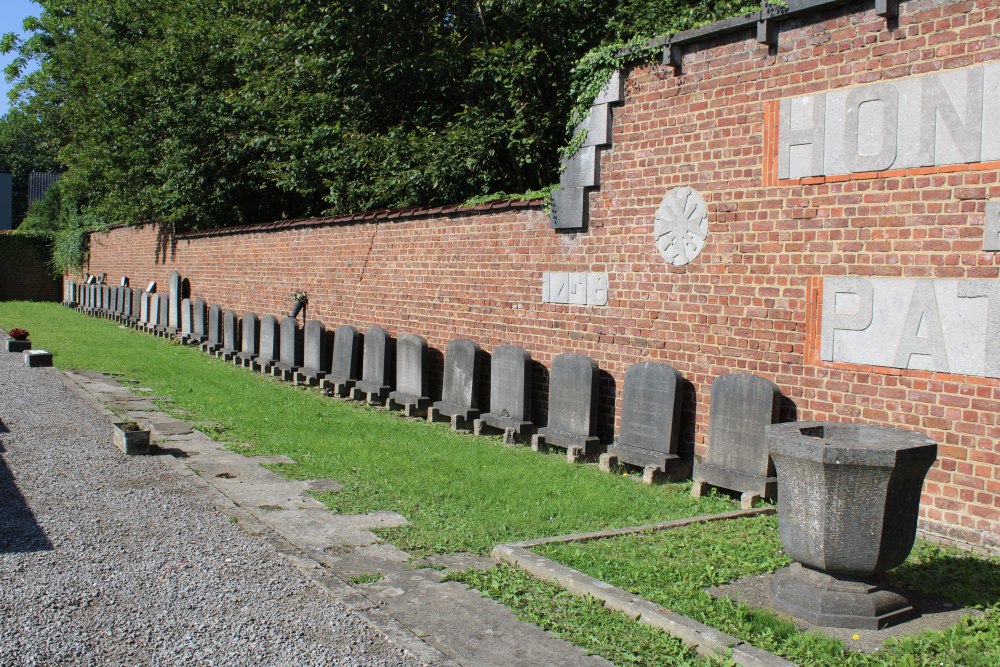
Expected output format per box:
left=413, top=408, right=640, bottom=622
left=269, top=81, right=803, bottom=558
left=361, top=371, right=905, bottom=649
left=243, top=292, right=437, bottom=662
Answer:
left=0, top=301, right=734, bottom=556
left=454, top=514, right=1000, bottom=667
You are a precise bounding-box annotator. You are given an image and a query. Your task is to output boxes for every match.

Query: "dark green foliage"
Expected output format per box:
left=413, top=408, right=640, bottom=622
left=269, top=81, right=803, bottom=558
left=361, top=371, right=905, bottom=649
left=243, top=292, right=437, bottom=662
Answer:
left=0, top=107, right=58, bottom=226
left=2, top=1, right=759, bottom=232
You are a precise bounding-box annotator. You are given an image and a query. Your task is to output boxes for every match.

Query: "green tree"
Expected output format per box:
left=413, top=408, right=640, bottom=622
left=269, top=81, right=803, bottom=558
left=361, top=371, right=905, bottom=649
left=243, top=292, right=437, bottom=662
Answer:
left=2, top=0, right=760, bottom=233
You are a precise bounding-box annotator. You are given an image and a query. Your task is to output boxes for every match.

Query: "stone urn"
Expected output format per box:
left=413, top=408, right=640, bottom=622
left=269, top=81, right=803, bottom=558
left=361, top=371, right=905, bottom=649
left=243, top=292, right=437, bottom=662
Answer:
left=766, top=421, right=936, bottom=630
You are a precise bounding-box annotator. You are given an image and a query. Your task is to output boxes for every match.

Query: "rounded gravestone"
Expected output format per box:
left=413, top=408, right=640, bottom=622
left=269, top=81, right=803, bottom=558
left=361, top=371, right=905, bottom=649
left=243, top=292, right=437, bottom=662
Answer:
left=654, top=186, right=709, bottom=266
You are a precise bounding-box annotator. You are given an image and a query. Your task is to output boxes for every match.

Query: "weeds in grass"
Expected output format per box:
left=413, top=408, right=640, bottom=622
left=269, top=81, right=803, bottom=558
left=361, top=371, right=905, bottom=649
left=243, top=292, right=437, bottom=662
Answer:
left=504, top=515, right=1000, bottom=667
left=347, top=573, right=384, bottom=585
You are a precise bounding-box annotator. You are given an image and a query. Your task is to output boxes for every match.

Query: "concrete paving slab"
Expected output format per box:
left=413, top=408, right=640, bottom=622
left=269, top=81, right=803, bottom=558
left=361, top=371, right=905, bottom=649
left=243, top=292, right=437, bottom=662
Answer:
left=365, top=569, right=612, bottom=667
left=306, top=477, right=344, bottom=493
left=251, top=455, right=297, bottom=465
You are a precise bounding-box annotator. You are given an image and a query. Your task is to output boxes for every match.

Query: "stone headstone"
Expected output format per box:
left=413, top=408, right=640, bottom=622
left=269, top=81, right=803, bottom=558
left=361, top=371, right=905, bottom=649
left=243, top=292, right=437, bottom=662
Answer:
left=191, top=298, right=207, bottom=342
left=475, top=345, right=534, bottom=437
left=297, top=320, right=328, bottom=384
left=234, top=312, right=259, bottom=366
left=157, top=292, right=170, bottom=332
left=221, top=310, right=241, bottom=360
left=431, top=339, right=481, bottom=426
left=101, top=285, right=110, bottom=313
left=180, top=298, right=193, bottom=340
left=201, top=305, right=223, bottom=352
left=533, top=352, right=600, bottom=458
left=388, top=334, right=431, bottom=416
left=139, top=292, right=150, bottom=324
left=129, top=288, right=140, bottom=322
left=253, top=315, right=281, bottom=373
left=272, top=316, right=302, bottom=379
left=168, top=271, right=182, bottom=331
left=353, top=327, right=393, bottom=403
left=323, top=324, right=361, bottom=396
left=149, top=294, right=162, bottom=328
left=691, top=373, right=781, bottom=508
left=603, top=362, right=683, bottom=478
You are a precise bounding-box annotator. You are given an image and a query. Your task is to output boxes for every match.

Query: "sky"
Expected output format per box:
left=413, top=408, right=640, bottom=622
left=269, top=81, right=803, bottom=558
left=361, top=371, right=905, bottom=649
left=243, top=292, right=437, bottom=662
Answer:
left=0, top=0, right=41, bottom=116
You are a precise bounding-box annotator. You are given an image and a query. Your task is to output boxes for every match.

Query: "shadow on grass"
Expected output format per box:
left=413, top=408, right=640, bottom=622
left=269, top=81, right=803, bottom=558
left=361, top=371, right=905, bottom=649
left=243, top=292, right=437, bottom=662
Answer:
left=893, top=551, right=1000, bottom=608
left=0, top=455, right=53, bottom=554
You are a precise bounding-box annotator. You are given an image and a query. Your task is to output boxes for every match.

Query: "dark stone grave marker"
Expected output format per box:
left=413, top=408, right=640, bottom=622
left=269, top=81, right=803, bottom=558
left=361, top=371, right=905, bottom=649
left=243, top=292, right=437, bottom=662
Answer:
left=155, top=292, right=170, bottom=335
left=352, top=327, right=394, bottom=404
left=235, top=312, right=259, bottom=367
left=388, top=333, right=431, bottom=417
left=531, top=352, right=600, bottom=462
left=253, top=315, right=281, bottom=373
left=190, top=298, right=207, bottom=343
left=692, top=373, right=780, bottom=509
left=295, top=320, right=329, bottom=385
left=272, top=316, right=302, bottom=381
left=200, top=305, right=223, bottom=353
left=168, top=271, right=182, bottom=333
left=600, top=362, right=684, bottom=483
left=148, top=294, right=162, bottom=331
left=123, top=288, right=134, bottom=320
left=429, top=339, right=481, bottom=429
left=219, top=310, right=241, bottom=360
left=179, top=298, right=193, bottom=342
left=322, top=325, right=361, bottom=397
left=139, top=292, right=150, bottom=325
left=474, top=345, right=534, bottom=439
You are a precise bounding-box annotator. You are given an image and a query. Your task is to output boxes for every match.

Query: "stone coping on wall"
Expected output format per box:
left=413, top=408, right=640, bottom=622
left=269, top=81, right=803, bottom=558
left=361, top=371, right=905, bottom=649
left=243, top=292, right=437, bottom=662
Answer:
left=491, top=507, right=796, bottom=667
left=105, top=198, right=544, bottom=240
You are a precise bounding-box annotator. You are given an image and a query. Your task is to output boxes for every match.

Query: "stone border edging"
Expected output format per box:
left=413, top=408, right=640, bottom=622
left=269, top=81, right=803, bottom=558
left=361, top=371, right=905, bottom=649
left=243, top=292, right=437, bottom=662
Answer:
left=492, top=507, right=798, bottom=667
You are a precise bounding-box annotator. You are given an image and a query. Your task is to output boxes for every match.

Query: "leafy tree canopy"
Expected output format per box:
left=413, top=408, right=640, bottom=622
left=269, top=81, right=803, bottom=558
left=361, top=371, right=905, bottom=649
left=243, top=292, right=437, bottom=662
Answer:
left=1, top=0, right=758, bottom=235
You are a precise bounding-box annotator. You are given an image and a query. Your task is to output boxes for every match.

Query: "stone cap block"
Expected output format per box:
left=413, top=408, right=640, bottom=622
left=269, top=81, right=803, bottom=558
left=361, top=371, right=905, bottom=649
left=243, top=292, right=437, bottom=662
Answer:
left=767, top=422, right=937, bottom=468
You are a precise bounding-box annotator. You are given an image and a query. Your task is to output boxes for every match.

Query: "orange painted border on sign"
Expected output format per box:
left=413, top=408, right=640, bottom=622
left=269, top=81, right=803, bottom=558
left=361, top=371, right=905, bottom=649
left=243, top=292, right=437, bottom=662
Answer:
left=763, top=96, right=1000, bottom=188
left=805, top=276, right=1000, bottom=387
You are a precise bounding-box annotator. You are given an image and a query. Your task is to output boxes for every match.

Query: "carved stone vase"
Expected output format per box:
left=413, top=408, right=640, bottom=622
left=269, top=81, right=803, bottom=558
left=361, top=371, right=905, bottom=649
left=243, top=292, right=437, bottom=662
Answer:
left=766, top=421, right=937, bottom=629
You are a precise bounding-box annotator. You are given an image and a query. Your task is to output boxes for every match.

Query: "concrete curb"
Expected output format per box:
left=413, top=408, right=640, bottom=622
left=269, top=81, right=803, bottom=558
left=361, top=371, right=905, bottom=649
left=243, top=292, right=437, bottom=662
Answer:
left=492, top=507, right=798, bottom=667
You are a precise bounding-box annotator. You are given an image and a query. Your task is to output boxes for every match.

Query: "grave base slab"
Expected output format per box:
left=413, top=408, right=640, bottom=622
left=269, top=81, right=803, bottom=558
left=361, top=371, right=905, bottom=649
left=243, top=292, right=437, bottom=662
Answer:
left=321, top=377, right=355, bottom=397
left=474, top=415, right=534, bottom=440
left=532, top=429, right=601, bottom=458
left=769, top=563, right=916, bottom=630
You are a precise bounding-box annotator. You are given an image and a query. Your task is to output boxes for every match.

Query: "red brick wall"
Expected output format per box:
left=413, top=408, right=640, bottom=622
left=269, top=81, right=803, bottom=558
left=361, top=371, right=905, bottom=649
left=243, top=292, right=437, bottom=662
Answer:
left=83, top=0, right=1000, bottom=553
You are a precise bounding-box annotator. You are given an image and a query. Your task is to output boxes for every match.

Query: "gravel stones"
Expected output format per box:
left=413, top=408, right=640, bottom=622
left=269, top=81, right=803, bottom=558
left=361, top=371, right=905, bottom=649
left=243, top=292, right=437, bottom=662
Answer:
left=0, top=352, right=423, bottom=667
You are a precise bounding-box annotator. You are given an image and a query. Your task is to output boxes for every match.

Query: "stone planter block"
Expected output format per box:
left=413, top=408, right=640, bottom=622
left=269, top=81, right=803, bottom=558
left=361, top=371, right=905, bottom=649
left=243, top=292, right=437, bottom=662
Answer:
left=24, top=350, right=53, bottom=367
left=113, top=422, right=151, bottom=455
left=766, top=421, right=937, bottom=630
left=6, top=339, right=31, bottom=353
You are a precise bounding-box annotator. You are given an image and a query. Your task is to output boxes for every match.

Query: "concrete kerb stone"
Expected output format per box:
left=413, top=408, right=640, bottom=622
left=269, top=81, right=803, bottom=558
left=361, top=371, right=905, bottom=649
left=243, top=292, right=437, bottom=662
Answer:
left=491, top=507, right=796, bottom=667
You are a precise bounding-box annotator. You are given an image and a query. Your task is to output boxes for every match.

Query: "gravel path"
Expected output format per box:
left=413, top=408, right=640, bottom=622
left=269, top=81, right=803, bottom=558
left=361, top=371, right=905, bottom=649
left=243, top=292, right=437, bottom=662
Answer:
left=0, top=346, right=424, bottom=667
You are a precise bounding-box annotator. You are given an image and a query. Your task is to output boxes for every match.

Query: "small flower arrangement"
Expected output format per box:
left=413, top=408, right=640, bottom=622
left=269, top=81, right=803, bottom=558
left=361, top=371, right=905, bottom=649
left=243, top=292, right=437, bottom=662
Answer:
left=8, top=328, right=30, bottom=341
left=291, top=290, right=309, bottom=304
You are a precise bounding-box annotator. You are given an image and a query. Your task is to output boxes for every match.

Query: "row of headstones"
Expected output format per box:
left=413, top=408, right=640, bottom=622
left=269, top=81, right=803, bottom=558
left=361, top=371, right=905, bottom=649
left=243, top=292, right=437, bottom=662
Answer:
left=64, top=277, right=781, bottom=500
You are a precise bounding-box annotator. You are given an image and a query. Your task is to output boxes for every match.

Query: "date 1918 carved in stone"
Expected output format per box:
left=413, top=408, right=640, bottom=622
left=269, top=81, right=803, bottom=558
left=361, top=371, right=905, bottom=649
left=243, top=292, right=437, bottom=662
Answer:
left=654, top=186, right=709, bottom=266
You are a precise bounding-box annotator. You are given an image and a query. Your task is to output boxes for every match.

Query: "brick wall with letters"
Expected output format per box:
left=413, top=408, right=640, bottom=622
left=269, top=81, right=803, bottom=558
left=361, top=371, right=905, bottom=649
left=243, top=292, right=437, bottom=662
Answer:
left=83, top=0, right=1000, bottom=552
